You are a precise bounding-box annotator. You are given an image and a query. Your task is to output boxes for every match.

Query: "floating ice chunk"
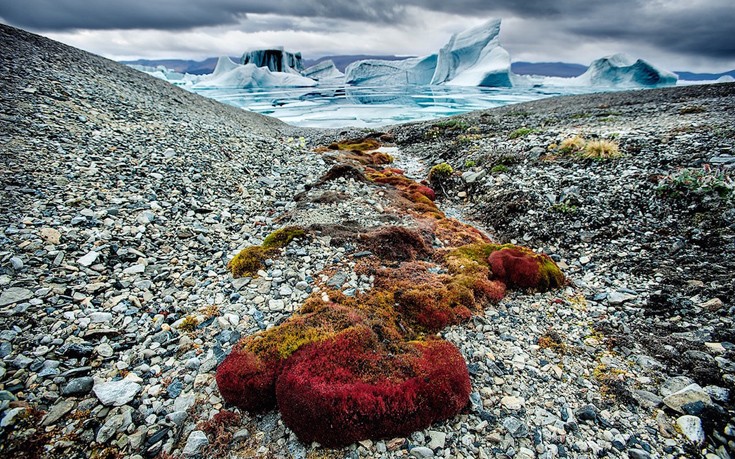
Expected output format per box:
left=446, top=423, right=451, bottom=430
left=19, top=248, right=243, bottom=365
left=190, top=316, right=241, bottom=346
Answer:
left=345, top=55, right=437, bottom=86
left=194, top=57, right=317, bottom=89
left=577, top=53, right=677, bottom=87
left=302, top=60, right=344, bottom=81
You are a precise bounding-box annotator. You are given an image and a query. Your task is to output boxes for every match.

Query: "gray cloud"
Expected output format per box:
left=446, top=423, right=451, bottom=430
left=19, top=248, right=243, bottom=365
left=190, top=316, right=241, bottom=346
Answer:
left=0, top=0, right=732, bottom=63
left=0, top=0, right=405, bottom=31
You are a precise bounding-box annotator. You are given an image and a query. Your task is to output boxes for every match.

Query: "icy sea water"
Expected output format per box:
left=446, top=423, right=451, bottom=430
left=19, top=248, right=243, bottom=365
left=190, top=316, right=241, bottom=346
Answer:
left=190, top=84, right=611, bottom=129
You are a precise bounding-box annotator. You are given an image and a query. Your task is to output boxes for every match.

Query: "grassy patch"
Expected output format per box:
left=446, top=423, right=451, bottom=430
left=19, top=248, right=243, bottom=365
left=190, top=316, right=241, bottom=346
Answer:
left=581, top=140, right=622, bottom=159
left=509, top=127, right=539, bottom=139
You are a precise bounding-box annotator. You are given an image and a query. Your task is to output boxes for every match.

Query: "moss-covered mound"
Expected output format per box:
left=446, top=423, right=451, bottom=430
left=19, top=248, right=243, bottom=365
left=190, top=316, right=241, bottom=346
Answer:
left=217, top=143, right=565, bottom=447
left=276, top=328, right=470, bottom=447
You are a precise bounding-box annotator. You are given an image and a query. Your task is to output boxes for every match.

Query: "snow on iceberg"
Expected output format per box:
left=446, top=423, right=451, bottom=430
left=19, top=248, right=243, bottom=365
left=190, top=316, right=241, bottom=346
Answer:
left=302, top=60, right=345, bottom=81
left=345, top=55, right=437, bottom=86
left=577, top=53, right=677, bottom=87
left=431, top=18, right=513, bottom=87
left=194, top=57, right=316, bottom=89
left=241, top=47, right=303, bottom=74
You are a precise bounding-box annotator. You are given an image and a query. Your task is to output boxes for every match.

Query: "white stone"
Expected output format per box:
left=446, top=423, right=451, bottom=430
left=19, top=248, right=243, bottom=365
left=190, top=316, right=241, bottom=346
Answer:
left=93, top=377, right=141, bottom=406
left=77, top=251, right=99, bottom=267
left=676, top=415, right=705, bottom=444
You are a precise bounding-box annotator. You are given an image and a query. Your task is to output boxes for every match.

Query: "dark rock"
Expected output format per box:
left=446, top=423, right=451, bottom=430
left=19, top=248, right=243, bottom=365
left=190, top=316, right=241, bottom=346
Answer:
left=62, top=377, right=94, bottom=396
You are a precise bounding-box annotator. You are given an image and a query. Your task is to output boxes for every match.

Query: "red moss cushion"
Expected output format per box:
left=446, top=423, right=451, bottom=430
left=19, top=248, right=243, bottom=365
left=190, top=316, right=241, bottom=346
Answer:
left=275, top=328, right=470, bottom=447
left=487, top=247, right=564, bottom=291
left=215, top=348, right=279, bottom=412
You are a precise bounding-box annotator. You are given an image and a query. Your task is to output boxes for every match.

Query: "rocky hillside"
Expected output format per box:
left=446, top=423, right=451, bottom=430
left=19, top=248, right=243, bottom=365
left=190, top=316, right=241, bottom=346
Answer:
left=1, top=23, right=733, bottom=459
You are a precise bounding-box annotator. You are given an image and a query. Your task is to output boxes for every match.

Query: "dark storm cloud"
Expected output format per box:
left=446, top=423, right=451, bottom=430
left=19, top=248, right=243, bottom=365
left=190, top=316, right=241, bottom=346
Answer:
left=566, top=3, right=735, bottom=58
left=1, top=0, right=732, bottom=59
left=0, top=0, right=405, bottom=31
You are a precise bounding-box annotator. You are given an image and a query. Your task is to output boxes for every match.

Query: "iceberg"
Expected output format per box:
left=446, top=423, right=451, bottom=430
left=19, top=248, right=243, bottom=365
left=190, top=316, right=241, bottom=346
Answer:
left=431, top=18, right=513, bottom=87
left=343, top=18, right=513, bottom=87
left=577, top=53, right=677, bottom=87
left=302, top=60, right=345, bottom=82
left=128, top=64, right=200, bottom=87
left=345, top=55, right=437, bottom=86
left=241, top=47, right=303, bottom=74
left=194, top=57, right=316, bottom=89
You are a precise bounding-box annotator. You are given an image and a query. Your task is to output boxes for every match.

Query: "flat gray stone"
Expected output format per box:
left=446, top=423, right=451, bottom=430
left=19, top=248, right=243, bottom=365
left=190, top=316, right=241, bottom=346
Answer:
left=93, top=378, right=141, bottom=406
left=0, top=287, right=33, bottom=307
left=42, top=399, right=75, bottom=426
left=409, top=446, right=434, bottom=458
left=77, top=251, right=99, bottom=267
left=663, top=383, right=712, bottom=413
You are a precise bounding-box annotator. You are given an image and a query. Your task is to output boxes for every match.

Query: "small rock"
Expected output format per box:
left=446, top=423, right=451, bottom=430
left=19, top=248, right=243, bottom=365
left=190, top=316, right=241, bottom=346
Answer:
left=93, top=377, right=141, bottom=406
left=183, top=430, right=209, bottom=457
left=608, top=291, right=636, bottom=305
left=427, top=430, right=446, bottom=449
left=700, top=298, right=724, bottom=311
left=410, top=446, right=434, bottom=458
left=10, top=257, right=23, bottom=270
left=501, top=395, right=525, bottom=410
left=77, top=251, right=99, bottom=267
left=676, top=415, right=705, bottom=445
left=40, top=228, right=61, bottom=244
left=628, top=449, right=652, bottom=459
left=575, top=404, right=598, bottom=422
left=663, top=384, right=712, bottom=414
left=0, top=287, right=33, bottom=306
left=502, top=416, right=528, bottom=438
left=42, top=399, right=75, bottom=426
left=62, top=377, right=94, bottom=396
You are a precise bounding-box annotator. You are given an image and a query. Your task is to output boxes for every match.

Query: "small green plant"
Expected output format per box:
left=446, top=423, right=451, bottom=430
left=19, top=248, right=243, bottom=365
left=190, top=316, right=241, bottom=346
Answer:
left=179, top=315, right=199, bottom=332
left=657, top=167, right=733, bottom=199
left=491, top=164, right=508, bottom=174
left=435, top=119, right=469, bottom=131
left=550, top=202, right=578, bottom=214
left=429, top=163, right=453, bottom=181
left=464, top=160, right=476, bottom=168
left=509, top=127, right=538, bottom=139
left=581, top=139, right=622, bottom=160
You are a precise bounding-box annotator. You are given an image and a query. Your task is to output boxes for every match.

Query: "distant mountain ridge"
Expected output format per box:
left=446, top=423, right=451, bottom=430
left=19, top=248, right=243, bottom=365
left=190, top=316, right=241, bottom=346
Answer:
left=121, top=56, right=735, bottom=80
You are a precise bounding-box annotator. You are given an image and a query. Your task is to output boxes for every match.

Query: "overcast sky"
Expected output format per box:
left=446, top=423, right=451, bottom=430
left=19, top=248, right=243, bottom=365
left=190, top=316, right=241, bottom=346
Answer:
left=1, top=1, right=734, bottom=72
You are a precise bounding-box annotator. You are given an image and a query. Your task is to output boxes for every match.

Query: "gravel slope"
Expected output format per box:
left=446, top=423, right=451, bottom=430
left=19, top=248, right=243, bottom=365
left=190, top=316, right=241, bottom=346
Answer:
left=1, top=23, right=734, bottom=459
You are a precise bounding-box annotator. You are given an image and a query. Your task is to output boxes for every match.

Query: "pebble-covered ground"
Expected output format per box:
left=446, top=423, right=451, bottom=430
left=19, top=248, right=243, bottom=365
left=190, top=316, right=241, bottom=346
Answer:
left=1, top=23, right=734, bottom=459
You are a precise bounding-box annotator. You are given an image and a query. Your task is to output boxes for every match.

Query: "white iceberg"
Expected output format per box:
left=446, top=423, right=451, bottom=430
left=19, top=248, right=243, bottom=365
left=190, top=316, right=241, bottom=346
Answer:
left=345, top=55, right=437, bottom=86
left=577, top=53, right=677, bottom=87
left=431, top=18, right=513, bottom=87
left=716, top=75, right=735, bottom=83
left=302, top=60, right=345, bottom=81
left=128, top=64, right=201, bottom=87
left=194, top=57, right=317, bottom=89
left=241, top=47, right=303, bottom=74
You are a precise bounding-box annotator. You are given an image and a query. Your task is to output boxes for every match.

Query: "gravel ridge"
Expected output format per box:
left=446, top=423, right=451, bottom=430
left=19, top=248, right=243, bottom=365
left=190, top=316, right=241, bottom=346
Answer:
left=1, top=23, right=734, bottom=459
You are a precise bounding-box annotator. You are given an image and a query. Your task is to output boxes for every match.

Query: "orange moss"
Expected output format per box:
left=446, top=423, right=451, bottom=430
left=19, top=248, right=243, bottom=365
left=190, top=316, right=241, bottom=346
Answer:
left=329, top=138, right=381, bottom=152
